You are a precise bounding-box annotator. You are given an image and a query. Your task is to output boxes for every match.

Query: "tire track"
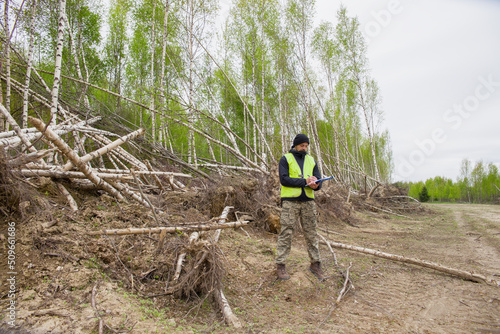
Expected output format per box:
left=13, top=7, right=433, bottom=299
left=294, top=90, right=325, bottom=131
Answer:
left=330, top=204, right=500, bottom=333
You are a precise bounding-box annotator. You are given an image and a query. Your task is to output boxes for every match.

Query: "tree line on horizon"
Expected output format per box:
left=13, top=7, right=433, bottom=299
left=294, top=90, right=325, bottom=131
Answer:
left=401, top=159, right=500, bottom=203
left=0, top=0, right=392, bottom=192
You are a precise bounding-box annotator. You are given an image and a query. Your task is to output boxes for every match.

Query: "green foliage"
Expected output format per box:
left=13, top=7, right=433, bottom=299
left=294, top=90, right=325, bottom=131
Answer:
left=406, top=159, right=500, bottom=203
left=8, top=0, right=393, bottom=187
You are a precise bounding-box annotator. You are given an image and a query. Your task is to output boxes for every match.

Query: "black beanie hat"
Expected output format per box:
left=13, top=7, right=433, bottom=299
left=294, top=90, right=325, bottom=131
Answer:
left=292, top=134, right=309, bottom=148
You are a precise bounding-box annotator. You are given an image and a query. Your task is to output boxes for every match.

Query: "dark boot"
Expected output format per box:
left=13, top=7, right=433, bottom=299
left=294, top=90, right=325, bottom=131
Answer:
left=309, top=262, right=326, bottom=281
left=276, top=263, right=290, bottom=281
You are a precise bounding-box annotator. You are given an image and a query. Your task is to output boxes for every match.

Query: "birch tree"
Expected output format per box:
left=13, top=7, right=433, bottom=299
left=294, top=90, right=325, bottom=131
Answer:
left=179, top=0, right=217, bottom=166
left=158, top=0, right=171, bottom=148
left=1, top=0, right=11, bottom=131
left=226, top=0, right=279, bottom=163
left=50, top=0, right=67, bottom=125
left=285, top=0, right=324, bottom=173
left=335, top=7, right=382, bottom=181
left=22, top=0, right=37, bottom=129
left=104, top=0, right=131, bottom=110
left=61, top=0, right=102, bottom=110
left=149, top=1, right=157, bottom=142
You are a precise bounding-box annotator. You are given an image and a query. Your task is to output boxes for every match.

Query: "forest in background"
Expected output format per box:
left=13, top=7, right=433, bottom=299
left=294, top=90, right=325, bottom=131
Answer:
left=0, top=0, right=392, bottom=192
left=403, top=159, right=500, bottom=204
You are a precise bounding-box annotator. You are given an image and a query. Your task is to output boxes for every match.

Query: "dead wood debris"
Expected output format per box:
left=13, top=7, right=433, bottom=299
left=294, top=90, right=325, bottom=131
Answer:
left=320, top=238, right=500, bottom=287
left=0, top=106, right=440, bottom=331
left=0, top=113, right=192, bottom=218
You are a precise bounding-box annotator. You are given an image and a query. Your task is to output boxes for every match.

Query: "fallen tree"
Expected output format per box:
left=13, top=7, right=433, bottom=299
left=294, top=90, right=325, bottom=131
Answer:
left=320, top=238, right=499, bottom=287
left=87, top=220, right=250, bottom=236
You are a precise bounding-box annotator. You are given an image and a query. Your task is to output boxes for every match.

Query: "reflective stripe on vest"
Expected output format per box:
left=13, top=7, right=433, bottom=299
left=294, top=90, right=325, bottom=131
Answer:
left=281, top=153, right=315, bottom=199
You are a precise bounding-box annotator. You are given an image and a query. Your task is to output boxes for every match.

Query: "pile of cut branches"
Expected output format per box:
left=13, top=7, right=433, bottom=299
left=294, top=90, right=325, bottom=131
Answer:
left=0, top=102, right=248, bottom=327
left=86, top=206, right=245, bottom=328
left=0, top=105, right=192, bottom=216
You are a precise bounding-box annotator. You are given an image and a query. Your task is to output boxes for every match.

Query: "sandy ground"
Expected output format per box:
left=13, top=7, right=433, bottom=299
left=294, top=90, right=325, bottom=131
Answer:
left=1, top=202, right=500, bottom=333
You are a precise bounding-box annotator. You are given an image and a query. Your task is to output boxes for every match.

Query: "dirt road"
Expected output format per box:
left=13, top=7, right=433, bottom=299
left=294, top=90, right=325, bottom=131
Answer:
left=223, top=203, right=500, bottom=333
left=307, top=203, right=500, bottom=333
left=2, top=202, right=500, bottom=333
left=210, top=203, right=500, bottom=333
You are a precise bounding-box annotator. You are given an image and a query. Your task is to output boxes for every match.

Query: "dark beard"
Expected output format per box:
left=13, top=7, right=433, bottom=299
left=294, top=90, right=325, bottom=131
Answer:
left=290, top=149, right=307, bottom=157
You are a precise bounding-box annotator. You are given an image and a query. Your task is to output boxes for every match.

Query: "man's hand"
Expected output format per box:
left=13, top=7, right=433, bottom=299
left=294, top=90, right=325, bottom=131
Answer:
left=306, top=176, right=319, bottom=189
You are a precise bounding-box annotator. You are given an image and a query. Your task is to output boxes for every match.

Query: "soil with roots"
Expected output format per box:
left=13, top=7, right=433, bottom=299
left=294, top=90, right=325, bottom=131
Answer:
left=1, top=173, right=500, bottom=333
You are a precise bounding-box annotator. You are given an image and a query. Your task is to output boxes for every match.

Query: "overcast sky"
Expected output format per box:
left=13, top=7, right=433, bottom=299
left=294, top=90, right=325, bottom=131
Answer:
left=219, top=0, right=500, bottom=182
left=316, top=0, right=500, bottom=182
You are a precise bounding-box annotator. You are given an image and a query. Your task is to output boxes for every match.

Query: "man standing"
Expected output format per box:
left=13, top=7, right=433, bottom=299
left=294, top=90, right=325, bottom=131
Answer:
left=276, top=134, right=326, bottom=281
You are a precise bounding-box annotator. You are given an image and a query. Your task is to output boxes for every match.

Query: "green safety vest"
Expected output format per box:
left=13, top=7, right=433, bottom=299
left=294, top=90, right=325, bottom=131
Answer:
left=281, top=153, right=316, bottom=199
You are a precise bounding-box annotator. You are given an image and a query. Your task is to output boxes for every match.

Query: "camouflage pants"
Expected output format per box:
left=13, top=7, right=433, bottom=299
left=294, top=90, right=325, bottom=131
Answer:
left=275, top=200, right=320, bottom=264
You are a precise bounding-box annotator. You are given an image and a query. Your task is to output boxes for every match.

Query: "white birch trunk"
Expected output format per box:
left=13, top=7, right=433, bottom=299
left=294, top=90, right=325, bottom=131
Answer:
left=251, top=42, right=257, bottom=164
left=0, top=103, right=37, bottom=153
left=87, top=220, right=249, bottom=236
left=149, top=2, right=157, bottom=143
left=172, top=232, right=199, bottom=282
left=15, top=170, right=131, bottom=180
left=28, top=116, right=124, bottom=201
left=216, top=289, right=242, bottom=328
left=62, top=11, right=90, bottom=109
left=56, top=182, right=78, bottom=212
left=62, top=128, right=145, bottom=171
left=159, top=0, right=170, bottom=148
left=187, top=0, right=195, bottom=166
left=160, top=0, right=170, bottom=104
left=278, top=80, right=286, bottom=155
left=212, top=206, right=242, bottom=328
left=90, top=133, right=148, bottom=170
left=0, top=123, right=77, bottom=149
left=2, top=0, right=11, bottom=132
left=22, top=0, right=37, bottom=130
left=321, top=238, right=499, bottom=286
left=51, top=0, right=67, bottom=125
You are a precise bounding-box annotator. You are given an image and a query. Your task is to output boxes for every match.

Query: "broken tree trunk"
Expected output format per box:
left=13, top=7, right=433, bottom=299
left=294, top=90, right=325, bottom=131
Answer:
left=91, top=133, right=148, bottom=171
left=15, top=169, right=134, bottom=180
left=7, top=150, right=53, bottom=167
left=62, top=128, right=145, bottom=171
left=87, top=221, right=250, bottom=236
left=106, top=180, right=158, bottom=212
left=367, top=183, right=380, bottom=199
left=212, top=206, right=233, bottom=243
left=56, top=181, right=78, bottom=212
left=93, top=168, right=192, bottom=179
left=0, top=127, right=39, bottom=139
left=50, top=0, right=66, bottom=125
left=215, top=289, right=242, bottom=328
left=0, top=103, right=37, bottom=153
left=320, top=238, right=499, bottom=286
left=146, top=160, right=166, bottom=192
left=28, top=116, right=124, bottom=201
left=0, top=116, right=100, bottom=149
left=209, top=206, right=242, bottom=328
left=172, top=232, right=200, bottom=282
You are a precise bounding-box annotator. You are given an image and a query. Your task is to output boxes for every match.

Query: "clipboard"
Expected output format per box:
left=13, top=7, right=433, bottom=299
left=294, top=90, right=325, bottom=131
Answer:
left=314, top=176, right=334, bottom=183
